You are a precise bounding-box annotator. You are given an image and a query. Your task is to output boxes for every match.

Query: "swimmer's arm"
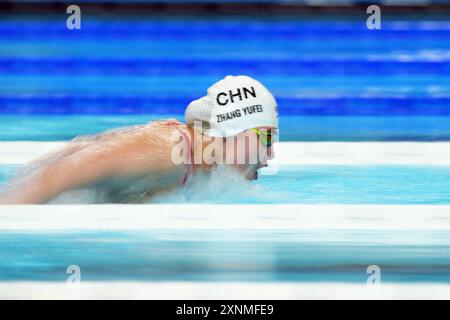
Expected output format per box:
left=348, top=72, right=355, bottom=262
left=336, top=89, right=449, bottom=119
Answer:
left=0, top=137, right=176, bottom=204
left=0, top=148, right=115, bottom=204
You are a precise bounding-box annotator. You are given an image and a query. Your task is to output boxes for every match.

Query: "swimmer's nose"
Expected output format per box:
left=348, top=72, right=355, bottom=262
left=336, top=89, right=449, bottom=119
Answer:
left=258, top=157, right=269, bottom=168
left=266, top=145, right=275, bottom=160
left=257, top=145, right=275, bottom=169
left=258, top=162, right=267, bottom=169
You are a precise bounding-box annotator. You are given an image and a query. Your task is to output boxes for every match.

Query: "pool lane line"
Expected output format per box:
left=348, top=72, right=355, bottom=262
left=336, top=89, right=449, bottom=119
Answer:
left=1, top=142, right=450, bottom=165
left=1, top=281, right=450, bottom=300
left=1, top=204, right=450, bottom=230
left=2, top=95, right=450, bottom=116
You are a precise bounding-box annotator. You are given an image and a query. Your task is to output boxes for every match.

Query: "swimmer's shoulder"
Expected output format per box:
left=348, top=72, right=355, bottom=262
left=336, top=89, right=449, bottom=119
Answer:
left=141, top=119, right=189, bottom=144
left=125, top=119, right=189, bottom=172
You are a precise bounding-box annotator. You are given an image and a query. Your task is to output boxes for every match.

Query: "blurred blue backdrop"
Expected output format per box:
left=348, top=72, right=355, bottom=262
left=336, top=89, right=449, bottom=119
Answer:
left=0, top=1, right=449, bottom=140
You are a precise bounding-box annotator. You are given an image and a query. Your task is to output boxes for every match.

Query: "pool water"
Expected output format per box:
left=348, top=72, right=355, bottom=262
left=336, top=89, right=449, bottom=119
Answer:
left=1, top=229, right=450, bottom=282
left=1, top=18, right=450, bottom=142
left=0, top=115, right=449, bottom=141
left=2, top=165, right=450, bottom=204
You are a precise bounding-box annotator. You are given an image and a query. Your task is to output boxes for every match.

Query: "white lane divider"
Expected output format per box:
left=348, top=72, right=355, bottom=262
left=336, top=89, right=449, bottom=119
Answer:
left=1, top=141, right=450, bottom=165
left=1, top=204, right=450, bottom=230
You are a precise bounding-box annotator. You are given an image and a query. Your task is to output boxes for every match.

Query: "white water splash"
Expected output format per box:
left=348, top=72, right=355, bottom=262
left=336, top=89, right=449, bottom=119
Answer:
left=151, top=166, right=265, bottom=204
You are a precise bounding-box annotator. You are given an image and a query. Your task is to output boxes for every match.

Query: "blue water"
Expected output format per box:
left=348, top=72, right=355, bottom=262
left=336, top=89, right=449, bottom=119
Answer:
left=1, top=229, right=450, bottom=282
left=1, top=18, right=450, bottom=141
left=2, top=165, right=450, bottom=204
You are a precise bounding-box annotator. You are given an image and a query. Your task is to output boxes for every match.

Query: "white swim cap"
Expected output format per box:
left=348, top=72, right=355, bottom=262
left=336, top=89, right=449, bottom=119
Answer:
left=185, top=75, right=278, bottom=137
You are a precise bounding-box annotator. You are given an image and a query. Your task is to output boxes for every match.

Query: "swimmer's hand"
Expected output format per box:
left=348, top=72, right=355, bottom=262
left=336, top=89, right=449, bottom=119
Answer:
left=0, top=124, right=182, bottom=204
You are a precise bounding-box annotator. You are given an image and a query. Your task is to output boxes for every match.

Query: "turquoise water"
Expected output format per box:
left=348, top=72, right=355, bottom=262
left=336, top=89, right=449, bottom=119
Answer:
left=0, top=115, right=449, bottom=141
left=1, top=230, right=450, bottom=282
left=2, top=165, right=450, bottom=204
left=1, top=18, right=450, bottom=142
left=263, top=165, right=450, bottom=205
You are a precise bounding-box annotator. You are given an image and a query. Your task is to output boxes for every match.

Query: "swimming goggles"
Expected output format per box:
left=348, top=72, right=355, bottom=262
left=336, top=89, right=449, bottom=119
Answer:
left=249, top=128, right=275, bottom=148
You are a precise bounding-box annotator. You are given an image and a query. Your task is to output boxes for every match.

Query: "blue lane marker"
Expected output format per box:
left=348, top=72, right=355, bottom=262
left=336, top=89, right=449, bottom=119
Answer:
left=0, top=95, right=449, bottom=115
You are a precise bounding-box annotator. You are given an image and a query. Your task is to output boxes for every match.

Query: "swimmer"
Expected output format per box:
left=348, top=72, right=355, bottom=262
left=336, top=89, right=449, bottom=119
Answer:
left=0, top=75, right=278, bottom=204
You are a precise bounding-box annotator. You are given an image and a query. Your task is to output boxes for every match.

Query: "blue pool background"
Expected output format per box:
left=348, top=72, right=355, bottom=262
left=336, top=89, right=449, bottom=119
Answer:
left=0, top=14, right=449, bottom=141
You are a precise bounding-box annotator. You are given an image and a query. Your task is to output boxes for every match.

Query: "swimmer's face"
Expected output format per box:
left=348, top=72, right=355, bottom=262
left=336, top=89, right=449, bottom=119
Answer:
left=226, top=127, right=277, bottom=180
